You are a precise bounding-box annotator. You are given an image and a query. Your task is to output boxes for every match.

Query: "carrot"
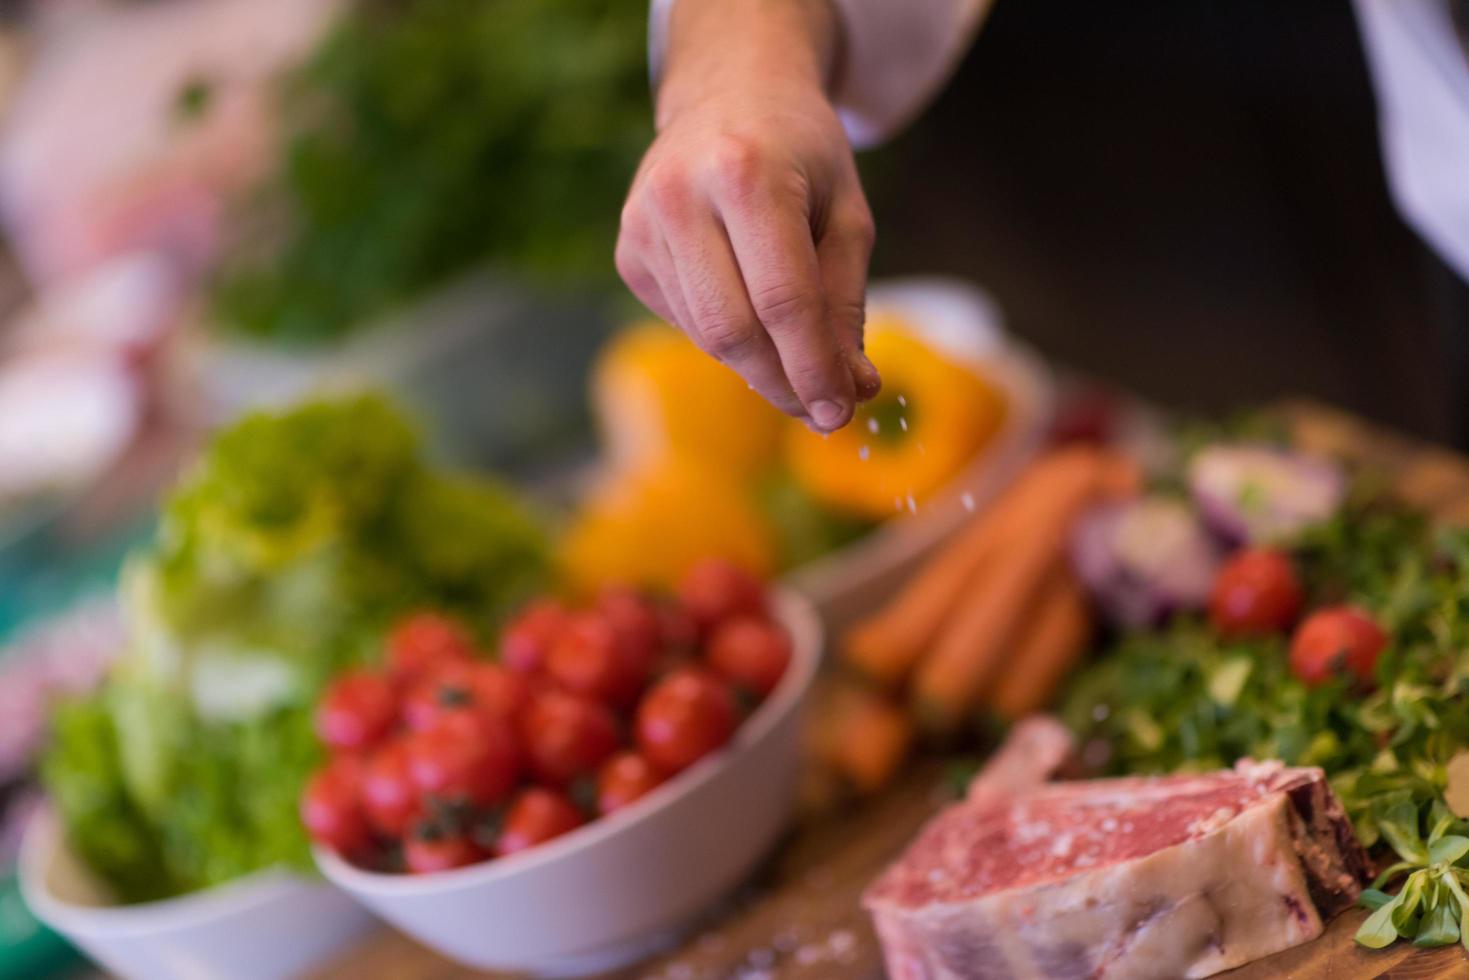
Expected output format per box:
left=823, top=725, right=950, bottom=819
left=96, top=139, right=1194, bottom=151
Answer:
left=910, top=452, right=1133, bottom=731
left=842, top=446, right=1120, bottom=687
left=988, top=572, right=1092, bottom=720
left=821, top=686, right=915, bottom=795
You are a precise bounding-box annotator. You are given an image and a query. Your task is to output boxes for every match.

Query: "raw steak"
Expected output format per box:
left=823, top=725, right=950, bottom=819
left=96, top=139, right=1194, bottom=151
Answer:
left=866, top=721, right=1368, bottom=980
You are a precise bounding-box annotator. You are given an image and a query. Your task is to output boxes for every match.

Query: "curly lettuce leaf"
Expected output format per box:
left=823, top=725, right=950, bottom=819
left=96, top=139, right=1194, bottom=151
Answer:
left=43, top=392, right=548, bottom=901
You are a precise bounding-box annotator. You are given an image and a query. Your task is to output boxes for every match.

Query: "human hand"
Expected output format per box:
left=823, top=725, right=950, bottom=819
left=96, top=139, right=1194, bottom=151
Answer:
left=616, top=0, right=881, bottom=431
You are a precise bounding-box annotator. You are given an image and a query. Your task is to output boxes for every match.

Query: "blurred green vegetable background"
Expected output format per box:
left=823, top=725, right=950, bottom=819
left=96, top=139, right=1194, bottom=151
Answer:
left=212, top=0, right=652, bottom=344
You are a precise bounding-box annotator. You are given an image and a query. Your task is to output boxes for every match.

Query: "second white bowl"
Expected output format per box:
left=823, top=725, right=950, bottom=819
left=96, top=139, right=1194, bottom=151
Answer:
left=19, top=808, right=374, bottom=980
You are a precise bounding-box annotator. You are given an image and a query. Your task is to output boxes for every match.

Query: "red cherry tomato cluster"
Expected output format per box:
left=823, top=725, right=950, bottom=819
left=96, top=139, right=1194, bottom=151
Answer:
left=1205, top=548, right=1387, bottom=688
left=300, top=560, right=791, bottom=875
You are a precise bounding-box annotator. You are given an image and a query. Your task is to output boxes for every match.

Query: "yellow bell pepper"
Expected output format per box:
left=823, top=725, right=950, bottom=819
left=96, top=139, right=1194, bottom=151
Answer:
left=591, top=320, right=784, bottom=479
left=558, top=458, right=776, bottom=595
left=783, top=320, right=1008, bottom=519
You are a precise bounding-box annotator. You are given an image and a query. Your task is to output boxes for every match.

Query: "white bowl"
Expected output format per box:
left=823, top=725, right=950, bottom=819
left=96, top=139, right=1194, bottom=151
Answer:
left=314, top=588, right=824, bottom=977
left=19, top=810, right=375, bottom=980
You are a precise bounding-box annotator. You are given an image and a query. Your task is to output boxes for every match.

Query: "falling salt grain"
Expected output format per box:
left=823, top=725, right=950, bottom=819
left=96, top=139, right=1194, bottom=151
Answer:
left=899, top=417, right=908, bottom=432
left=858, top=445, right=871, bottom=461
left=867, top=417, right=880, bottom=434
left=906, top=493, right=918, bottom=514
left=897, top=395, right=907, bottom=407
left=961, top=492, right=976, bottom=512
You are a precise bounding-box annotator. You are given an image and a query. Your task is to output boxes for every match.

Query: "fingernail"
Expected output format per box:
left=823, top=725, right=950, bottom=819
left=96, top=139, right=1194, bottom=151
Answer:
left=809, top=399, right=849, bottom=431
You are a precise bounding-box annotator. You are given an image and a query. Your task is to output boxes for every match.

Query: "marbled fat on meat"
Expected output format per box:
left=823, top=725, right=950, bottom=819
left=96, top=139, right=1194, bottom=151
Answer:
left=865, top=723, right=1368, bottom=980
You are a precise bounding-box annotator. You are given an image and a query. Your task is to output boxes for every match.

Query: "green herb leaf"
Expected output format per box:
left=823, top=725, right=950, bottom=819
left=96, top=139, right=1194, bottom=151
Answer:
left=1357, top=894, right=1407, bottom=948
left=1378, top=801, right=1430, bottom=865
left=1431, top=835, right=1469, bottom=867
left=1360, top=888, right=1397, bottom=910
left=1414, top=894, right=1460, bottom=947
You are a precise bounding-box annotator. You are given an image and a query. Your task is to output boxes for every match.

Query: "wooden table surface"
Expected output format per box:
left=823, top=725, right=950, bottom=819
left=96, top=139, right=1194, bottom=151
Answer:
left=314, top=402, right=1469, bottom=980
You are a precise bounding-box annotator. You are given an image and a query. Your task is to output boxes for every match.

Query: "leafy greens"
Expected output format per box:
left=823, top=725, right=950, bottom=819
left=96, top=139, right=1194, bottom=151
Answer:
left=211, top=0, right=652, bottom=344
left=44, top=393, right=548, bottom=900
left=1063, top=494, right=1469, bottom=949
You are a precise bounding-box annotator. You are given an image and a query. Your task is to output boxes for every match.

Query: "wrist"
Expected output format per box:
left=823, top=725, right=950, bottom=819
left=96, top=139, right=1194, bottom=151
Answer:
left=656, top=0, right=841, bottom=130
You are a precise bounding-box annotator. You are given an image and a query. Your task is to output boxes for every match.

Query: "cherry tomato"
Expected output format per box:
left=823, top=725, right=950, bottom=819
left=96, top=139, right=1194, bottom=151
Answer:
left=520, top=690, right=620, bottom=785
left=656, top=599, right=699, bottom=654
left=636, top=668, right=737, bottom=774
left=1208, top=549, right=1304, bottom=638
left=405, top=710, right=520, bottom=808
left=1290, top=606, right=1388, bottom=687
left=387, top=613, right=475, bottom=684
left=495, top=788, right=584, bottom=857
left=707, top=615, right=791, bottom=698
left=315, top=670, right=398, bottom=752
left=403, top=661, right=531, bottom=731
left=404, top=831, right=487, bottom=874
left=500, top=599, right=568, bottom=675
left=362, top=740, right=421, bottom=838
left=301, top=758, right=372, bottom=855
left=596, top=751, right=663, bottom=815
left=676, top=559, right=766, bottom=634
left=597, top=588, right=663, bottom=664
left=547, top=611, right=651, bottom=707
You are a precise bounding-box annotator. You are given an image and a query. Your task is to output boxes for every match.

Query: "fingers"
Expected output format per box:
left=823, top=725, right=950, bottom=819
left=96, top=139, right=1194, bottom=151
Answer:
left=817, top=186, right=881, bottom=401
left=715, top=147, right=856, bottom=430
left=627, top=164, right=808, bottom=418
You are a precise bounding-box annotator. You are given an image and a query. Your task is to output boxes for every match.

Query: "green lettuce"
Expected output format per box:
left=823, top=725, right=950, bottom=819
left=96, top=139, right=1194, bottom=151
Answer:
left=43, top=393, right=548, bottom=901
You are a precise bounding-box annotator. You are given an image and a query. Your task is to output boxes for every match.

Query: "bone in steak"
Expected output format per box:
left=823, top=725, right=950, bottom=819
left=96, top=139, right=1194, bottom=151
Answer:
left=865, top=719, right=1368, bottom=980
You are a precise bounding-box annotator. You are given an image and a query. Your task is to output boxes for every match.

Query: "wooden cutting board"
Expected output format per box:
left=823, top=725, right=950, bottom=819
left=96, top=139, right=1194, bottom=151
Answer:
left=313, top=401, right=1469, bottom=980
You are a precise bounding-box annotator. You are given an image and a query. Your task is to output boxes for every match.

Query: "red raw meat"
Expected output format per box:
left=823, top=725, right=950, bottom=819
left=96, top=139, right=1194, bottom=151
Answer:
left=866, top=718, right=1368, bottom=979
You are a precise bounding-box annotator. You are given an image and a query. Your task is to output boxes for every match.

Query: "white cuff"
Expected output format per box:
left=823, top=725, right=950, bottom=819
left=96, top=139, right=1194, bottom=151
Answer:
left=1355, top=0, right=1469, bottom=282
left=649, top=0, right=992, bottom=150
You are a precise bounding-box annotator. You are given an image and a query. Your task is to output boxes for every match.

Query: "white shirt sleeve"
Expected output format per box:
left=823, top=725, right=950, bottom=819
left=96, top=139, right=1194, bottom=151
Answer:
left=649, top=0, right=993, bottom=149
left=1354, top=0, right=1469, bottom=282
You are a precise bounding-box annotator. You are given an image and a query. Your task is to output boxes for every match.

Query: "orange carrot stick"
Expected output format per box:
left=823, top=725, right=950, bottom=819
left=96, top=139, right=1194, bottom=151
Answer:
left=910, top=454, right=1133, bottom=731
left=842, top=446, right=1114, bottom=687
left=821, top=686, right=915, bottom=795
left=989, top=572, right=1092, bottom=720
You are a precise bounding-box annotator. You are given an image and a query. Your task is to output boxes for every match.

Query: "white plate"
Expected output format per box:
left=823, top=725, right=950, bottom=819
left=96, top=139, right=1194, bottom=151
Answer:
left=314, top=588, right=823, bottom=977
left=19, top=812, right=374, bottom=980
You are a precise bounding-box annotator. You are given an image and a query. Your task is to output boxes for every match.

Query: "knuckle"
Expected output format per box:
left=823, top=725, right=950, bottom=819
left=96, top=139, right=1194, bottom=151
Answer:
left=848, top=210, right=877, bottom=251
left=644, top=163, right=692, bottom=215
left=829, top=297, right=867, bottom=331
left=752, top=281, right=818, bottom=330
left=709, top=134, right=764, bottom=199
left=698, top=314, right=760, bottom=362
left=613, top=241, right=643, bottom=286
